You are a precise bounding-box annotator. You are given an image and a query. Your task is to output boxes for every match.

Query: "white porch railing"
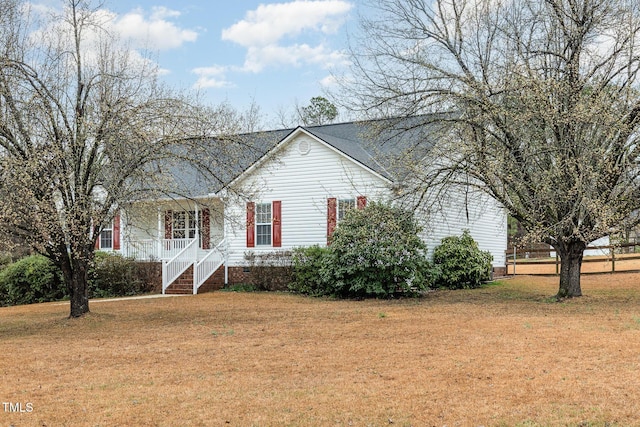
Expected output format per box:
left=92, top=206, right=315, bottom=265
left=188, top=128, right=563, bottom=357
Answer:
left=122, top=239, right=157, bottom=260
left=123, top=238, right=203, bottom=261
left=162, top=239, right=198, bottom=294
left=193, top=239, right=227, bottom=294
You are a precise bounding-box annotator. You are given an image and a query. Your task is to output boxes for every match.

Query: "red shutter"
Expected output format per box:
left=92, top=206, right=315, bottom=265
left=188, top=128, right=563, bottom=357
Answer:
left=201, top=208, right=210, bottom=249
left=164, top=210, right=173, bottom=239
left=327, top=197, right=337, bottom=245
left=357, top=196, right=367, bottom=210
left=94, top=225, right=100, bottom=250
left=272, top=201, right=281, bottom=247
left=113, top=212, right=121, bottom=250
left=246, top=202, right=255, bottom=248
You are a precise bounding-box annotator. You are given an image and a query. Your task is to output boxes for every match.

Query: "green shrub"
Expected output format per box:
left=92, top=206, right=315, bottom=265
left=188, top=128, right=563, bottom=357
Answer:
left=0, top=255, right=66, bottom=306
left=0, top=252, right=157, bottom=306
left=329, top=202, right=431, bottom=298
left=0, top=252, right=14, bottom=270
left=289, top=245, right=334, bottom=296
left=291, top=202, right=431, bottom=298
left=88, top=252, right=152, bottom=298
left=431, top=230, right=493, bottom=289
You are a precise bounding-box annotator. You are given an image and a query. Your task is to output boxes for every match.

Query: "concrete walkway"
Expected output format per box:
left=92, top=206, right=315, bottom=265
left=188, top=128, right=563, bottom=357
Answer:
left=90, top=293, right=191, bottom=303
left=55, top=293, right=189, bottom=305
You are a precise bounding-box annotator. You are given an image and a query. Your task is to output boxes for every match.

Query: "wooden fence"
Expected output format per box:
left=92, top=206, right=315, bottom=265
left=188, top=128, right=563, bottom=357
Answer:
left=506, top=243, right=640, bottom=275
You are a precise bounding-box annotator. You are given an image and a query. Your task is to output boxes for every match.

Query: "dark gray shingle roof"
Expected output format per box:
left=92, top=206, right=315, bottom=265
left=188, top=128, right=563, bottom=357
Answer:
left=165, top=115, right=445, bottom=198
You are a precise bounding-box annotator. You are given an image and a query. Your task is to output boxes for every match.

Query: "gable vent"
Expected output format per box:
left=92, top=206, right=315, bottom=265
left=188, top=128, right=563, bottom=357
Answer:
left=297, top=139, right=311, bottom=155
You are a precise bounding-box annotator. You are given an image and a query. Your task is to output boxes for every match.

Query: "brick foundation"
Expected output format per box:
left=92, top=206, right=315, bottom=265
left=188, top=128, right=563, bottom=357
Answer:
left=493, top=266, right=507, bottom=278
left=227, top=266, right=252, bottom=286
left=197, top=265, right=226, bottom=293
left=226, top=266, right=291, bottom=291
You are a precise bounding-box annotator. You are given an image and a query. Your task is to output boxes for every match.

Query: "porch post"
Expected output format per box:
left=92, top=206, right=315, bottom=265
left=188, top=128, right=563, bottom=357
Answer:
left=193, top=202, right=200, bottom=295
left=157, top=207, right=162, bottom=259
left=195, top=202, right=200, bottom=249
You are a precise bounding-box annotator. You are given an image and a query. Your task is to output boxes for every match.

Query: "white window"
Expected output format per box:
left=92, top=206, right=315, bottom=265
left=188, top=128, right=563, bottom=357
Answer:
left=100, top=223, right=113, bottom=249
left=337, top=199, right=356, bottom=222
left=255, top=203, right=272, bottom=246
left=172, top=211, right=200, bottom=240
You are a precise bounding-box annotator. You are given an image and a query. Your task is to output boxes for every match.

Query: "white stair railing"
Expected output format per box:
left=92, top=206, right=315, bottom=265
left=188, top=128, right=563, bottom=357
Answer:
left=193, top=239, right=227, bottom=294
left=162, top=239, right=198, bottom=294
left=161, top=238, right=192, bottom=260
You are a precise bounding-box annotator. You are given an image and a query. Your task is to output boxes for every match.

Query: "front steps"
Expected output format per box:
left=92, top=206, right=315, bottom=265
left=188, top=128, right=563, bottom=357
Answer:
left=164, top=264, right=226, bottom=295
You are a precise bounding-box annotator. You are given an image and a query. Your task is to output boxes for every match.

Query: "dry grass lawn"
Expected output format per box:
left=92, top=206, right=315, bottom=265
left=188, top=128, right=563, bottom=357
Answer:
left=2, top=274, right=640, bottom=426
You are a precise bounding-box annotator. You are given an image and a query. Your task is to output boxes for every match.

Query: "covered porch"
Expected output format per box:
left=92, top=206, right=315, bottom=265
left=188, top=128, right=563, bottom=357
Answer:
left=120, top=198, right=228, bottom=294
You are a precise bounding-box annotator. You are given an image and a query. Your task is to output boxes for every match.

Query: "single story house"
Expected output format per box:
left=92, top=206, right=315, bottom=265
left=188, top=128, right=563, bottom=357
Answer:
left=97, top=117, right=508, bottom=294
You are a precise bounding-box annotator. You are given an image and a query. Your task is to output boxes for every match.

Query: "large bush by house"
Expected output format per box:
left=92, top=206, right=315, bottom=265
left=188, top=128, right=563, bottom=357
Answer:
left=88, top=252, right=155, bottom=298
left=431, top=230, right=493, bottom=289
left=289, top=245, right=334, bottom=296
left=290, top=202, right=431, bottom=298
left=0, top=255, right=66, bottom=306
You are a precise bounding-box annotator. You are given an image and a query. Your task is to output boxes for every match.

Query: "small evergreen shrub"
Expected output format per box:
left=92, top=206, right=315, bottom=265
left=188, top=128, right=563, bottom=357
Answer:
left=431, top=230, right=493, bottom=289
left=88, top=252, right=152, bottom=298
left=0, top=255, right=66, bottom=306
left=289, top=245, right=334, bottom=296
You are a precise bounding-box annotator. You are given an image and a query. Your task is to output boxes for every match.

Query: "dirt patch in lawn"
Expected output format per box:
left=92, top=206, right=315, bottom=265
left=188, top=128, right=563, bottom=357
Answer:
left=2, top=273, right=640, bottom=426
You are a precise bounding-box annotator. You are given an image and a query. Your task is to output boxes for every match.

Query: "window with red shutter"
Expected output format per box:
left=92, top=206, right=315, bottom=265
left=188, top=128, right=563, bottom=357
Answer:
left=272, top=201, right=281, bottom=247
left=113, top=212, right=121, bottom=250
left=246, top=202, right=255, bottom=248
left=164, top=210, right=173, bottom=239
left=357, top=196, right=367, bottom=210
left=327, top=197, right=337, bottom=245
left=202, top=208, right=210, bottom=249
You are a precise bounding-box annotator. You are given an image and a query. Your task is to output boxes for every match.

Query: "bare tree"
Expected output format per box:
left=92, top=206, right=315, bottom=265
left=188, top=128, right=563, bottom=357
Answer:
left=0, top=0, right=245, bottom=317
left=340, top=0, right=640, bottom=298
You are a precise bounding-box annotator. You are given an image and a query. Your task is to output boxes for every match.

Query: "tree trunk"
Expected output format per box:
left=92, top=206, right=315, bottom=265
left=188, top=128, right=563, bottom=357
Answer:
left=69, top=260, right=90, bottom=318
left=59, top=251, right=91, bottom=318
left=556, top=240, right=586, bottom=298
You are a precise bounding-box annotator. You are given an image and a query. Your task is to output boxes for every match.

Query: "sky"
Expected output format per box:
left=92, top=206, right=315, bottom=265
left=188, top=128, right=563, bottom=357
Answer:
left=90, top=0, right=361, bottom=124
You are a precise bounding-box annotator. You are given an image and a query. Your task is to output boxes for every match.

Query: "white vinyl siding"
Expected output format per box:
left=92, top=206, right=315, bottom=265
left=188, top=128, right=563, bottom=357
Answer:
left=224, top=131, right=507, bottom=268
left=416, top=186, right=507, bottom=267
left=224, top=134, right=389, bottom=265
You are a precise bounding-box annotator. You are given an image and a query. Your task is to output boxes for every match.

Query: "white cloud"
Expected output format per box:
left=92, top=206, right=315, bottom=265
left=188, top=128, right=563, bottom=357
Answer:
left=243, top=43, right=349, bottom=73
left=113, top=7, right=198, bottom=51
left=221, top=0, right=352, bottom=72
left=222, top=0, right=352, bottom=47
left=150, top=6, right=181, bottom=21
left=319, top=74, right=338, bottom=88
left=192, top=66, right=235, bottom=89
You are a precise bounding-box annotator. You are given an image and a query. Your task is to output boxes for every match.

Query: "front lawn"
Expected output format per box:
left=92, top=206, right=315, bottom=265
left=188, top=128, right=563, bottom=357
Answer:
left=1, top=274, right=639, bottom=426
